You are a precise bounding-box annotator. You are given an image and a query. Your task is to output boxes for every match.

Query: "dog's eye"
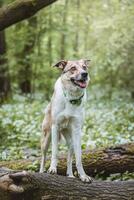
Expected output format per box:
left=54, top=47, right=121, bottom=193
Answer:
left=71, top=67, right=76, bottom=72
left=82, top=65, right=87, bottom=70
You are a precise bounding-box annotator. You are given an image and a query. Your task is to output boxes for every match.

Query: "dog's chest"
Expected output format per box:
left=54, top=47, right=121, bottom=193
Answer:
left=57, top=105, right=83, bottom=130
left=59, top=115, right=70, bottom=129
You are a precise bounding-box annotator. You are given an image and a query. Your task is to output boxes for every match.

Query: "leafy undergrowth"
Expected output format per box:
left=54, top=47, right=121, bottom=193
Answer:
left=0, top=90, right=134, bottom=180
left=84, top=96, right=134, bottom=149
left=0, top=94, right=44, bottom=160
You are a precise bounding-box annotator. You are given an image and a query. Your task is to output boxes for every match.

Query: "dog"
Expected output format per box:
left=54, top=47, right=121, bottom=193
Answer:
left=40, top=59, right=92, bottom=182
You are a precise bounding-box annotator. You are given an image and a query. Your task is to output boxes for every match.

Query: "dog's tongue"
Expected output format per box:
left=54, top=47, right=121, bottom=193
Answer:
left=78, top=81, right=87, bottom=88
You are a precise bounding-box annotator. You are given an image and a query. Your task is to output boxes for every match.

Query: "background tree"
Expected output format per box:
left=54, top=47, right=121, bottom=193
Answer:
left=17, top=16, right=37, bottom=94
left=0, top=1, right=10, bottom=102
left=73, top=0, right=80, bottom=58
left=60, top=0, right=68, bottom=59
left=1, top=0, right=133, bottom=98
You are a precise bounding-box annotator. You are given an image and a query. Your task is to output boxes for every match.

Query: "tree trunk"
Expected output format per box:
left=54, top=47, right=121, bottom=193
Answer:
left=0, top=0, right=58, bottom=31
left=60, top=0, right=68, bottom=59
left=84, top=5, right=90, bottom=54
left=0, top=143, right=134, bottom=177
left=17, top=16, right=37, bottom=94
left=0, top=171, right=134, bottom=200
left=73, top=0, right=80, bottom=58
left=48, top=6, right=52, bottom=66
left=0, top=1, right=10, bottom=102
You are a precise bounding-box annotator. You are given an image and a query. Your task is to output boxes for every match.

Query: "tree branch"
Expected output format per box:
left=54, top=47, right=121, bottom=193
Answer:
left=0, top=0, right=58, bottom=31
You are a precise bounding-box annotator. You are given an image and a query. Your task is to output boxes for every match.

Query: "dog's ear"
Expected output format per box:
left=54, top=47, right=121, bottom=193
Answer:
left=53, top=60, right=67, bottom=70
left=83, top=59, right=91, bottom=67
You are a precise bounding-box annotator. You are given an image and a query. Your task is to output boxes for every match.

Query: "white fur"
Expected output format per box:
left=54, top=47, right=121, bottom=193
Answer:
left=40, top=77, right=92, bottom=182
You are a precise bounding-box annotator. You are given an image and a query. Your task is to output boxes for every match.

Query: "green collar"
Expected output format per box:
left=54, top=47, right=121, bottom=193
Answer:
left=63, top=90, right=84, bottom=106
left=69, top=95, right=84, bottom=106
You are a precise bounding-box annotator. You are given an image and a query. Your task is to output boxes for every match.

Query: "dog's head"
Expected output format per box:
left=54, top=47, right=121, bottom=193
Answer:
left=53, top=59, right=90, bottom=90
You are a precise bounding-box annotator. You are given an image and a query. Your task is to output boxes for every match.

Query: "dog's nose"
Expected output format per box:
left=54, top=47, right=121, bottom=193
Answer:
left=81, top=72, right=88, bottom=78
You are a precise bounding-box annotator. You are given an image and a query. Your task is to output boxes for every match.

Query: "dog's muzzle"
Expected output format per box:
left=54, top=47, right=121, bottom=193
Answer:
left=71, top=73, right=88, bottom=89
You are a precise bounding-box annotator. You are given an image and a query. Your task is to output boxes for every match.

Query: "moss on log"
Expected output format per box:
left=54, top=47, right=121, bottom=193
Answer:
left=0, top=143, right=134, bottom=177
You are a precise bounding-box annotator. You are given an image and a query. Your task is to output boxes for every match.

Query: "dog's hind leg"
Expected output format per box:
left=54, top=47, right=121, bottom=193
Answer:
left=40, top=104, right=51, bottom=173
left=40, top=130, right=51, bottom=173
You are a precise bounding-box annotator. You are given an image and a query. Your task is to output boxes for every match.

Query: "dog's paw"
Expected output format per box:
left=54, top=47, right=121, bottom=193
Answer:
left=47, top=167, right=57, bottom=174
left=79, top=174, right=93, bottom=183
left=39, top=168, right=46, bottom=173
left=67, top=174, right=75, bottom=178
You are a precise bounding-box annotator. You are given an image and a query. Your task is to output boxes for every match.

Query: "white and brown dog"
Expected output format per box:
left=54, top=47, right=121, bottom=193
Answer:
left=40, top=59, right=92, bottom=182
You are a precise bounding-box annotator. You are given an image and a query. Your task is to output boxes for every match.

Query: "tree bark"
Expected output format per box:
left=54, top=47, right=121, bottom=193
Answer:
left=0, top=2, right=11, bottom=102
left=0, top=143, right=134, bottom=177
left=0, top=0, right=58, bottom=31
left=0, top=171, right=134, bottom=200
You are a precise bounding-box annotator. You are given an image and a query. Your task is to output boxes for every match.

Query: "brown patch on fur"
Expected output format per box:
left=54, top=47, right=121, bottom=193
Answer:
left=42, top=88, right=58, bottom=136
left=42, top=103, right=52, bottom=136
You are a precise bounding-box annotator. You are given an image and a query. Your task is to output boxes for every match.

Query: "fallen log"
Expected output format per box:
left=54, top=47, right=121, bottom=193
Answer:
left=0, top=143, right=134, bottom=176
left=0, top=171, right=134, bottom=200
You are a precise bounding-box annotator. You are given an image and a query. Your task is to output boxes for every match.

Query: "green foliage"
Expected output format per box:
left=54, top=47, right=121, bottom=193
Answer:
left=106, top=171, right=134, bottom=181
left=0, top=95, right=44, bottom=160
left=83, top=94, right=134, bottom=148
left=4, top=0, right=134, bottom=97
left=26, top=160, right=40, bottom=172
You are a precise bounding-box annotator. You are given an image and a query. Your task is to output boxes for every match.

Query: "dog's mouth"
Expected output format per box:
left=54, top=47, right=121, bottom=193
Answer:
left=71, top=79, right=87, bottom=88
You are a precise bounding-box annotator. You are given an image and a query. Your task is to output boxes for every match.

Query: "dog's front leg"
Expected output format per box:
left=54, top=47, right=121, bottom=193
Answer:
left=48, top=124, right=59, bottom=174
left=72, top=121, right=92, bottom=183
